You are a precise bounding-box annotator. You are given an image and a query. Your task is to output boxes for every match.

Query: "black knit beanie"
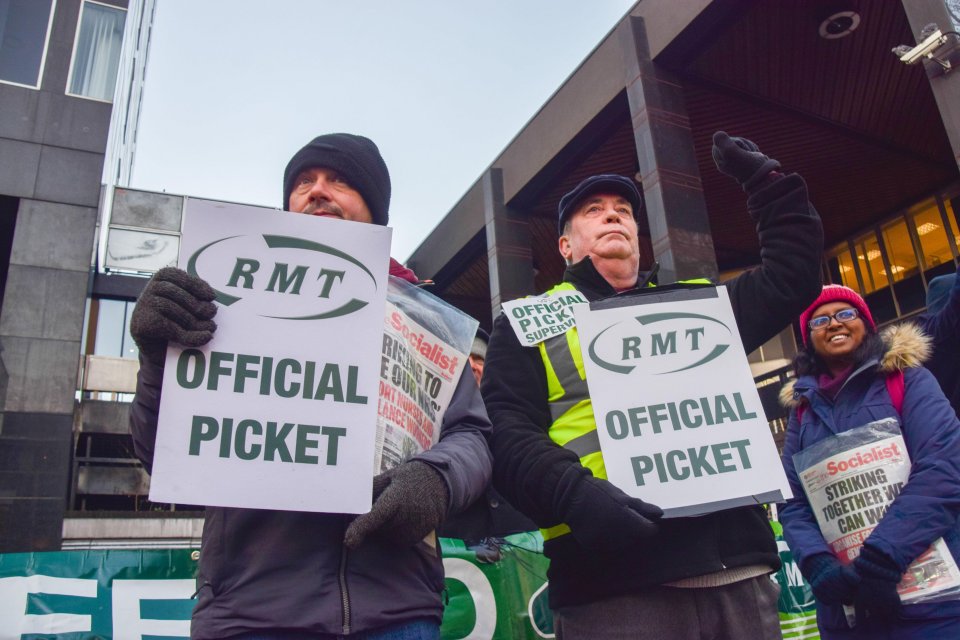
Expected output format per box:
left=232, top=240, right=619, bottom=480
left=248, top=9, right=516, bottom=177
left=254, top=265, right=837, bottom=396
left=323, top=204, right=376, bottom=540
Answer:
left=283, top=133, right=391, bottom=226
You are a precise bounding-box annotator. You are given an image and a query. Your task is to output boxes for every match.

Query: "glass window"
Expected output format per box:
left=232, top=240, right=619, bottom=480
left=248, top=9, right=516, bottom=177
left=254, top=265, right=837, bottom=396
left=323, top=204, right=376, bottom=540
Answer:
left=121, top=299, right=137, bottom=358
left=94, top=298, right=125, bottom=358
left=911, top=198, right=955, bottom=270
left=827, top=246, right=859, bottom=290
left=880, top=218, right=919, bottom=282
left=852, top=231, right=887, bottom=294
left=67, top=1, right=125, bottom=101
left=945, top=198, right=960, bottom=256
left=93, top=298, right=137, bottom=359
left=0, top=0, right=54, bottom=88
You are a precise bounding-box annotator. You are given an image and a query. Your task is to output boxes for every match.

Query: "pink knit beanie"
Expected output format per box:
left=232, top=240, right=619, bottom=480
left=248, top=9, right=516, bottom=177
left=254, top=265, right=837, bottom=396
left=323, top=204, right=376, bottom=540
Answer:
left=799, top=284, right=876, bottom=346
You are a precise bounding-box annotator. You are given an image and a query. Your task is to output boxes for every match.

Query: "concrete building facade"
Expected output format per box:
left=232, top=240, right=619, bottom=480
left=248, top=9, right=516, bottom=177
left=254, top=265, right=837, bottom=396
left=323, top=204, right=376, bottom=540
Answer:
left=0, top=0, right=155, bottom=551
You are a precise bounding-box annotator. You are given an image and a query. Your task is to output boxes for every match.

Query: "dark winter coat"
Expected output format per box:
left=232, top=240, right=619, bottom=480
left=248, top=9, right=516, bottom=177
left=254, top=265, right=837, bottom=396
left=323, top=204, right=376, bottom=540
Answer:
left=130, top=356, right=492, bottom=638
left=481, top=172, right=824, bottom=608
left=780, top=323, right=960, bottom=635
left=915, top=266, right=960, bottom=418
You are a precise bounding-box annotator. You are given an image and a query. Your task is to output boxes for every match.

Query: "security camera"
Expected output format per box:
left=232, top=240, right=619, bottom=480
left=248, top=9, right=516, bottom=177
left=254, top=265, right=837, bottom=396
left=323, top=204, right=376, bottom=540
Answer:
left=892, top=28, right=948, bottom=65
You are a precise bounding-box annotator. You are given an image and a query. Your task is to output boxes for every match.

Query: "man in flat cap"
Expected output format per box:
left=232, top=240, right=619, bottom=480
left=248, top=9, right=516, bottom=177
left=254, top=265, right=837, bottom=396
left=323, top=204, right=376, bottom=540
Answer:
left=129, top=133, right=492, bottom=640
left=481, top=132, right=823, bottom=639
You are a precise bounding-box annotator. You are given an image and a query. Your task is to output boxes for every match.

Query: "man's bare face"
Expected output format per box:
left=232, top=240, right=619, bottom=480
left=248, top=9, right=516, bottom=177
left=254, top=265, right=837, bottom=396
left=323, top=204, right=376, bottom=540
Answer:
left=558, top=193, right=639, bottom=267
left=288, top=167, right=373, bottom=224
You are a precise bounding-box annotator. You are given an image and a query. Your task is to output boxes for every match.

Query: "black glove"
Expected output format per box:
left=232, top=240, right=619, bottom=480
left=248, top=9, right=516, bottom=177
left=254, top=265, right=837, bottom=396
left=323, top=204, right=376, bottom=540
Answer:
left=130, top=267, right=218, bottom=366
left=711, top=131, right=781, bottom=191
left=802, top=553, right=859, bottom=605
left=852, top=545, right=902, bottom=621
left=560, top=472, right=662, bottom=550
left=344, top=460, right=450, bottom=549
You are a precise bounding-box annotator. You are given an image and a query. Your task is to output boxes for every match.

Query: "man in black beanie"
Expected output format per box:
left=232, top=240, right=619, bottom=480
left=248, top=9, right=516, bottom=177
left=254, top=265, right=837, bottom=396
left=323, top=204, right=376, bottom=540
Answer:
left=128, top=133, right=492, bottom=640
left=283, top=133, right=392, bottom=226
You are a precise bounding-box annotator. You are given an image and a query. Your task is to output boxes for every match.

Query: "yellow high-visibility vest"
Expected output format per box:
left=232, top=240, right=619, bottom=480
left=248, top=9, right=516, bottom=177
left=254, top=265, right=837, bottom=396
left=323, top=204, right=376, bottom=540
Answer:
left=532, top=279, right=711, bottom=541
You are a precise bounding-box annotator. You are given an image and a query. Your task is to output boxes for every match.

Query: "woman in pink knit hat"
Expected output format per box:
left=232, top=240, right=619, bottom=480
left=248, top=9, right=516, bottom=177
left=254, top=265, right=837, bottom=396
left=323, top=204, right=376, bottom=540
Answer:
left=779, top=284, right=960, bottom=639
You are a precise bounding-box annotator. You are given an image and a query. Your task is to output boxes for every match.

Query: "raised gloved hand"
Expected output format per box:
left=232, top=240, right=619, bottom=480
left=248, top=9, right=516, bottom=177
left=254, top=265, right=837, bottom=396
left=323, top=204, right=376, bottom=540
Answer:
left=711, top=131, right=781, bottom=191
left=560, top=472, right=662, bottom=550
left=130, top=267, right=218, bottom=366
left=802, top=553, right=859, bottom=605
left=852, top=545, right=902, bottom=621
left=344, top=460, right=449, bottom=549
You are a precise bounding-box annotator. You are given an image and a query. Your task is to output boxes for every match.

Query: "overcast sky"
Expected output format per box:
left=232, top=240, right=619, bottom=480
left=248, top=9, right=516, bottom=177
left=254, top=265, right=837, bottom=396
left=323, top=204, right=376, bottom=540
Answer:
left=131, top=0, right=637, bottom=260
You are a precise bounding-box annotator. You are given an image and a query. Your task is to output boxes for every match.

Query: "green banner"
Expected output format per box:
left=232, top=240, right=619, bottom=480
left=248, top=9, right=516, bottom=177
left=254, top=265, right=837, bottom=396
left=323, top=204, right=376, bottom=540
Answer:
left=0, top=528, right=821, bottom=639
left=771, top=520, right=821, bottom=640
left=0, top=548, right=198, bottom=639
left=440, top=534, right=552, bottom=639
left=0, top=534, right=552, bottom=640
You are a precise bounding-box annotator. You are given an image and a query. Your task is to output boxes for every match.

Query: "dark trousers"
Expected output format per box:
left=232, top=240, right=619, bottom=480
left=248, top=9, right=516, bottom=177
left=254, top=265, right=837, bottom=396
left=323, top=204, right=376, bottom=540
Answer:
left=227, top=618, right=439, bottom=640
left=553, top=575, right=782, bottom=640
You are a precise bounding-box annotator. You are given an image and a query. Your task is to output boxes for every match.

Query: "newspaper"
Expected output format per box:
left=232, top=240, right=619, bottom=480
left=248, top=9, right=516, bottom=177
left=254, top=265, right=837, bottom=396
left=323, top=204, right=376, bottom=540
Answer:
left=793, top=418, right=960, bottom=604
left=374, top=277, right=476, bottom=472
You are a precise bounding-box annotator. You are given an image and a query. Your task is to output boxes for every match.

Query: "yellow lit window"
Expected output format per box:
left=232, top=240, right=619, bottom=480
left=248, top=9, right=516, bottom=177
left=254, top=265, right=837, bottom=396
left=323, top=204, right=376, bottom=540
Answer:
left=880, top=218, right=918, bottom=282
left=828, top=247, right=859, bottom=290
left=911, top=198, right=955, bottom=270
left=852, top=232, right=887, bottom=294
left=944, top=199, right=960, bottom=256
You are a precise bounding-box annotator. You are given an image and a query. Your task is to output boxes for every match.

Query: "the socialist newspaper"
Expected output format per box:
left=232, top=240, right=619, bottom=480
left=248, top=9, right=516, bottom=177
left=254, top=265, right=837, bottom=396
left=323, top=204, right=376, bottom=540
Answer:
left=374, top=277, right=476, bottom=472
left=793, top=418, right=960, bottom=604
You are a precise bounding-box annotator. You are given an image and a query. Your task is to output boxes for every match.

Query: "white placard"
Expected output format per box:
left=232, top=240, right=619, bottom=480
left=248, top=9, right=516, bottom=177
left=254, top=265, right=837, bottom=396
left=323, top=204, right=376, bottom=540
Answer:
left=574, top=287, right=792, bottom=517
left=149, top=198, right=391, bottom=513
left=502, top=289, right=589, bottom=346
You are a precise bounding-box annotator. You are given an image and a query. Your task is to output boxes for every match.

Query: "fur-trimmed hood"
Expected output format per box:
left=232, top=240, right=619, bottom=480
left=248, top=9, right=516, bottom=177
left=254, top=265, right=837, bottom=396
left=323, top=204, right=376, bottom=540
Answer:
left=779, top=322, right=930, bottom=408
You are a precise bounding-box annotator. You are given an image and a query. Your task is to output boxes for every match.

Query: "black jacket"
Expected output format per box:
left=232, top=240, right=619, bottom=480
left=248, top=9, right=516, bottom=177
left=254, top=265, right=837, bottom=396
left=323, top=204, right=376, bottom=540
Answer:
left=916, top=265, right=960, bottom=417
left=481, top=173, right=823, bottom=608
left=130, top=356, right=492, bottom=638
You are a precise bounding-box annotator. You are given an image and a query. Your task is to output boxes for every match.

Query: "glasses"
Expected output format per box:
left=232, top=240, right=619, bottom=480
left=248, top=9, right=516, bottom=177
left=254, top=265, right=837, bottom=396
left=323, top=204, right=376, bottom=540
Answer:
left=808, top=308, right=860, bottom=331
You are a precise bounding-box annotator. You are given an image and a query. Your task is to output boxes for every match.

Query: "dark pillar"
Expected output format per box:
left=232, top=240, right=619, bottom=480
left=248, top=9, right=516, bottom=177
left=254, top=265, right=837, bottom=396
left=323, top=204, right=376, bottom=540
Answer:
left=621, top=16, right=718, bottom=283
left=483, top=168, right=535, bottom=315
left=0, top=413, right=73, bottom=550
left=901, top=0, right=960, bottom=172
